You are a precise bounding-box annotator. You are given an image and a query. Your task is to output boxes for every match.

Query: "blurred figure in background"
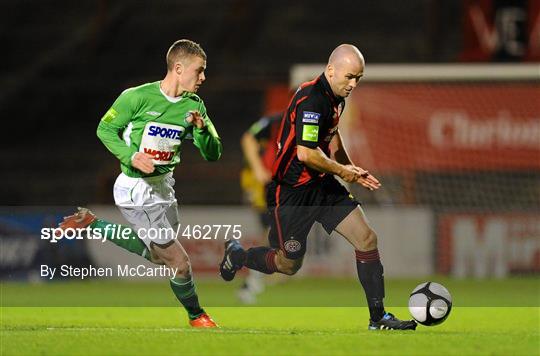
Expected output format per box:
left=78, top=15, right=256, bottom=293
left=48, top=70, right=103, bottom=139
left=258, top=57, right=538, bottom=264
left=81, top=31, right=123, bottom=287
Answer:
left=238, top=112, right=282, bottom=303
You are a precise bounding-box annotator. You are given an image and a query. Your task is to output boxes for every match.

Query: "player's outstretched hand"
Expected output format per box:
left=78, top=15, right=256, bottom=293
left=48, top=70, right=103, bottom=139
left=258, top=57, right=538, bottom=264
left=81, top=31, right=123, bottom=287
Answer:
left=131, top=152, right=155, bottom=174
left=339, top=165, right=361, bottom=183
left=186, top=111, right=205, bottom=129
left=352, top=166, right=381, bottom=191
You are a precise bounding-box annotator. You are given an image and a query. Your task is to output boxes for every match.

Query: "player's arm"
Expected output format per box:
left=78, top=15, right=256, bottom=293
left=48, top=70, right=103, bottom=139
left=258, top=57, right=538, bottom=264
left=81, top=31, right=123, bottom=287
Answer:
left=330, top=129, right=354, bottom=165
left=96, top=90, right=155, bottom=174
left=294, top=102, right=359, bottom=183
left=188, top=102, right=222, bottom=161
left=297, top=145, right=359, bottom=183
left=241, top=118, right=272, bottom=184
left=329, top=128, right=381, bottom=190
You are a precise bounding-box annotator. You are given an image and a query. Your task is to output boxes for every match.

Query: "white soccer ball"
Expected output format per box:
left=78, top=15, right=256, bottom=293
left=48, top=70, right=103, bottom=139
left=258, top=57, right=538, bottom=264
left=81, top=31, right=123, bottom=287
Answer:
left=408, top=282, right=452, bottom=326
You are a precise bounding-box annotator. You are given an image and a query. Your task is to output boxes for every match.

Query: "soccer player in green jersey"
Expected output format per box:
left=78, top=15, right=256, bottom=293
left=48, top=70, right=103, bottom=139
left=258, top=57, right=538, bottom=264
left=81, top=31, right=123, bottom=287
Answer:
left=59, top=39, right=221, bottom=328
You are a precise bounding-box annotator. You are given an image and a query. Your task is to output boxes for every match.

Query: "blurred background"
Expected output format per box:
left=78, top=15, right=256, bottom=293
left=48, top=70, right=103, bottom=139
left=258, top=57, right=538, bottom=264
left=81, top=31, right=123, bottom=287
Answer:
left=1, top=0, right=538, bottom=291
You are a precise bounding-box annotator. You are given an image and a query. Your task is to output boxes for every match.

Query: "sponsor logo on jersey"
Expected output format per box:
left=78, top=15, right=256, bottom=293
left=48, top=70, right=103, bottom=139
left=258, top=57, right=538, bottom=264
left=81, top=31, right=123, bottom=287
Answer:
left=143, top=148, right=175, bottom=162
left=302, top=125, right=319, bottom=142
left=140, top=122, right=184, bottom=165
left=147, top=126, right=182, bottom=140
left=302, top=111, right=320, bottom=123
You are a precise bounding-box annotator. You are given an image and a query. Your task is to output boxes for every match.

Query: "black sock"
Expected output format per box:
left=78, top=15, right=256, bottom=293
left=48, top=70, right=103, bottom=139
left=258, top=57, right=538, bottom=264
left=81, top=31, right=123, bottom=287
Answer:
left=355, top=249, right=385, bottom=321
left=230, top=247, right=247, bottom=267
left=242, top=247, right=278, bottom=274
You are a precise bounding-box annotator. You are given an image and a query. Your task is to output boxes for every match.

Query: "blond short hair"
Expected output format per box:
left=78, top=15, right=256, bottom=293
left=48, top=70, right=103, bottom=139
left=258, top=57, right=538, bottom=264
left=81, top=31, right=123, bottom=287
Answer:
left=166, top=39, right=206, bottom=70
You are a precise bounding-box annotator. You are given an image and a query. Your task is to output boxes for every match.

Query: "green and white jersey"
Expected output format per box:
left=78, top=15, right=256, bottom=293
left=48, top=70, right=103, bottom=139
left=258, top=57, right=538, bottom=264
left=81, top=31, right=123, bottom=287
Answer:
left=97, top=81, right=222, bottom=178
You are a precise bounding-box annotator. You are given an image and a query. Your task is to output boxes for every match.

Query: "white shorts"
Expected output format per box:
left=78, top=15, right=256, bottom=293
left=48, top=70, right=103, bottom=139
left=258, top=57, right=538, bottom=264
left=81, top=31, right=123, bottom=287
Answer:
left=113, top=172, right=179, bottom=248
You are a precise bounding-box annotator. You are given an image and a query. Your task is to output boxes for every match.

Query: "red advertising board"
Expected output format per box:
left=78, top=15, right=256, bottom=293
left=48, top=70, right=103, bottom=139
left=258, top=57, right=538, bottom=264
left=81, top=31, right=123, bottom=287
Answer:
left=460, top=0, right=540, bottom=61
left=438, top=212, right=540, bottom=277
left=342, top=83, right=539, bottom=173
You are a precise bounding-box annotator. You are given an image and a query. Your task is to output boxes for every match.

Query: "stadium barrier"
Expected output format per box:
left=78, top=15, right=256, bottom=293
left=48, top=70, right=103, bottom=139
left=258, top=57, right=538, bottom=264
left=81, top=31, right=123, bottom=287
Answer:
left=86, top=205, right=434, bottom=278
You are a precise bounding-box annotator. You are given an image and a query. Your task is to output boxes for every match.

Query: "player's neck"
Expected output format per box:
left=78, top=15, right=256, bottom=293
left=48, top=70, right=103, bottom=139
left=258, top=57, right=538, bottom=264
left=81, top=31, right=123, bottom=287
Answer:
left=160, top=75, right=184, bottom=98
left=323, top=72, right=342, bottom=100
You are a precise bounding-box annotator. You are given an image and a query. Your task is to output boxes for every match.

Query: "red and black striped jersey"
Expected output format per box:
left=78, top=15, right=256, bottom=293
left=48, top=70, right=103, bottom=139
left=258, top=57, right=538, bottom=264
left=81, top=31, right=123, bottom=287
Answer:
left=272, top=74, right=345, bottom=187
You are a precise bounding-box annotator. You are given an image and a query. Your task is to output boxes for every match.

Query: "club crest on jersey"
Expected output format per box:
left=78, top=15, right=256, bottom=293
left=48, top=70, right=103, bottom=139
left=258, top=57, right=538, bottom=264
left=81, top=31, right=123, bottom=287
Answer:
left=140, top=122, right=184, bottom=165
left=184, top=111, right=198, bottom=124
left=302, top=111, right=320, bottom=123
left=284, top=239, right=301, bottom=253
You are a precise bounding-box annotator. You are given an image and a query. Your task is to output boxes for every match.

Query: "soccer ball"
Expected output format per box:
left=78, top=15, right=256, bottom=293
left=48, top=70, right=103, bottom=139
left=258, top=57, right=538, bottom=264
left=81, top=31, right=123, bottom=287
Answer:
left=408, top=282, right=452, bottom=326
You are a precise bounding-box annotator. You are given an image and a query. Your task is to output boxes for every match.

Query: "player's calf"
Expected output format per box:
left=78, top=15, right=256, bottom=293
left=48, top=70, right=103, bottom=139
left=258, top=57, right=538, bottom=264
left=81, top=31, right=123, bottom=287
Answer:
left=153, top=241, right=214, bottom=325
left=220, top=241, right=286, bottom=281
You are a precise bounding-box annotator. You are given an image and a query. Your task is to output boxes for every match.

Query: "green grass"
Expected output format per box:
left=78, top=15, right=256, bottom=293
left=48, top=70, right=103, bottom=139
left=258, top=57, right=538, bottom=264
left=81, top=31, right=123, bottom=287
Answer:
left=1, top=278, right=539, bottom=355
left=2, top=277, right=538, bottom=307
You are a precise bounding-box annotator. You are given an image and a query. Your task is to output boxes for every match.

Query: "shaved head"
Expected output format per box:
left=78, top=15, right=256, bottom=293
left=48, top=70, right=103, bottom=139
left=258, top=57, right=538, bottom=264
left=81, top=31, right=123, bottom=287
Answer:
left=328, top=44, right=364, bottom=68
left=325, top=44, right=365, bottom=98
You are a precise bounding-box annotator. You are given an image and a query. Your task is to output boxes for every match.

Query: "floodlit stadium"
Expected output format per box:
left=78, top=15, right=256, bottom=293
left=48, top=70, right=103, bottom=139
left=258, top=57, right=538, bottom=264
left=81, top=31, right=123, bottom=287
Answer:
left=1, top=1, right=539, bottom=355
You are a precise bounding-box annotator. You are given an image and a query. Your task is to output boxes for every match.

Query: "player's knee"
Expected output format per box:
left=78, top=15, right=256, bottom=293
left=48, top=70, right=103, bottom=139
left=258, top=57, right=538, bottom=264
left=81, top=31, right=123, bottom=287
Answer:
left=155, top=245, right=191, bottom=276
left=173, top=256, right=191, bottom=277
left=149, top=250, right=165, bottom=265
left=361, top=229, right=378, bottom=250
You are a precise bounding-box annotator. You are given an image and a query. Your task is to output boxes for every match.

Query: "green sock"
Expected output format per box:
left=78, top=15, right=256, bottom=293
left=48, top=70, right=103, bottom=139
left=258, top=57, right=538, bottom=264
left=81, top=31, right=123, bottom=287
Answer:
left=90, top=219, right=151, bottom=261
left=170, top=276, right=205, bottom=319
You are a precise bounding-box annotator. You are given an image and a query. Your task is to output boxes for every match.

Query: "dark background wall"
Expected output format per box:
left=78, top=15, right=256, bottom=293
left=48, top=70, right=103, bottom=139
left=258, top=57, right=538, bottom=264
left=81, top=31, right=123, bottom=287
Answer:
left=1, top=0, right=466, bottom=205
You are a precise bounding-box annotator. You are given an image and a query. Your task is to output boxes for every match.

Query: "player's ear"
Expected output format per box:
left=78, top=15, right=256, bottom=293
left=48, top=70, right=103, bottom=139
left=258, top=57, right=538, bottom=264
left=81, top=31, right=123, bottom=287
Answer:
left=175, top=62, right=183, bottom=75
left=327, top=64, right=334, bottom=78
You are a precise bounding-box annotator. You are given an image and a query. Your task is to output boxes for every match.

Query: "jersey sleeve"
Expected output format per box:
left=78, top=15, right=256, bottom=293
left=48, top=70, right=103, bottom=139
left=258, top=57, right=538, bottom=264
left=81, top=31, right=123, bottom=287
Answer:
left=96, top=89, right=139, bottom=166
left=192, top=100, right=222, bottom=161
left=295, top=99, right=326, bottom=149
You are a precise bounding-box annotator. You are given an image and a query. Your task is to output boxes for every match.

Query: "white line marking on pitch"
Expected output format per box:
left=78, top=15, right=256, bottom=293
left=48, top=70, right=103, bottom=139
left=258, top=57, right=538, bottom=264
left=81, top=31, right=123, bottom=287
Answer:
left=44, top=327, right=354, bottom=335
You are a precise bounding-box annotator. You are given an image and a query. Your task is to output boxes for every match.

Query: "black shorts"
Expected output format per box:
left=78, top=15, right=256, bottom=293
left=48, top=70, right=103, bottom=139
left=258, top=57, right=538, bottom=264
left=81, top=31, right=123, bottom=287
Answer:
left=258, top=211, right=272, bottom=229
left=266, top=175, right=360, bottom=259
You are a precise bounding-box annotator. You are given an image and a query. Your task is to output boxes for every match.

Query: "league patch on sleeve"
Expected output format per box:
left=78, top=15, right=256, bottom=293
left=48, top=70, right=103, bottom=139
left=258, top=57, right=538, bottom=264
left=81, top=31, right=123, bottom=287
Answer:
left=302, top=111, right=320, bottom=123
left=302, top=125, right=319, bottom=142
left=101, top=108, right=118, bottom=123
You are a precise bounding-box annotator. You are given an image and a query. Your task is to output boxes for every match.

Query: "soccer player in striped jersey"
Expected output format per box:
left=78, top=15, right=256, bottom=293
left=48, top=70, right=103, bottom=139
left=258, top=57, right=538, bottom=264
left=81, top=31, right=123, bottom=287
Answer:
left=220, top=44, right=416, bottom=330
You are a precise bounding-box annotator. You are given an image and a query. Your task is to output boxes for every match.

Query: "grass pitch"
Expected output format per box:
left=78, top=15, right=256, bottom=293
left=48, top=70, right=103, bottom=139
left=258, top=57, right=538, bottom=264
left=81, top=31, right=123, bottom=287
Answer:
left=1, top=278, right=539, bottom=355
